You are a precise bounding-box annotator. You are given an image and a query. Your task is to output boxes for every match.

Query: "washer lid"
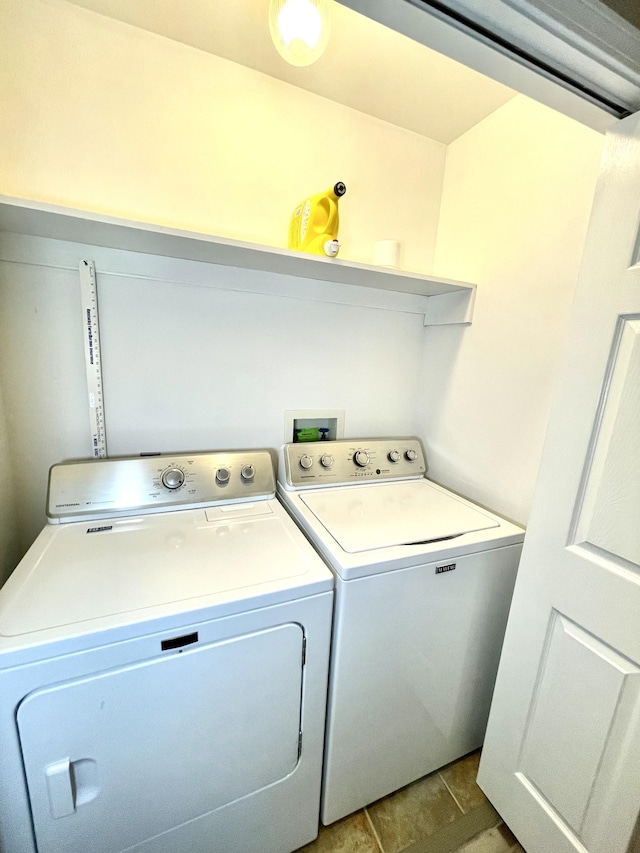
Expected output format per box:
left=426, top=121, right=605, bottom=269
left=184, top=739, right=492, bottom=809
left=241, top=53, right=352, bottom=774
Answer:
left=299, top=480, right=499, bottom=553
left=0, top=501, right=331, bottom=637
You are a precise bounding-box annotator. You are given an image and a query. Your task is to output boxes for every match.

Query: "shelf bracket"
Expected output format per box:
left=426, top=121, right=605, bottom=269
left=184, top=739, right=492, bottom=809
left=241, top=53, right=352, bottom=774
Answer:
left=423, top=286, right=476, bottom=326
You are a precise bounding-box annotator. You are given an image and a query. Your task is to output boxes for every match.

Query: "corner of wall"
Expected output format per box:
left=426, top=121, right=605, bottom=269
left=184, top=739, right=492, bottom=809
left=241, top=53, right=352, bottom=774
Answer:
left=0, top=379, right=21, bottom=583
left=420, top=94, right=605, bottom=524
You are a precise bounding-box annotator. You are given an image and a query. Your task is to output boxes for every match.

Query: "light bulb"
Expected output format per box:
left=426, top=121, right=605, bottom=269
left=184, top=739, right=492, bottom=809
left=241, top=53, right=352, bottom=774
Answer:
left=269, top=0, right=332, bottom=67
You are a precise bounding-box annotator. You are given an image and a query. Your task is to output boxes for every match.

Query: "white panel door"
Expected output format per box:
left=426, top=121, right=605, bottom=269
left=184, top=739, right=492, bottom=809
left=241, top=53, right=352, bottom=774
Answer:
left=18, top=624, right=304, bottom=853
left=478, top=113, right=640, bottom=852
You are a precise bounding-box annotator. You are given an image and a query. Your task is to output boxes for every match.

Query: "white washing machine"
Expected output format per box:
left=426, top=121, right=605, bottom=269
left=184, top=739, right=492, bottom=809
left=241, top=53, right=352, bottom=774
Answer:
left=0, top=450, right=333, bottom=853
left=278, top=437, right=525, bottom=825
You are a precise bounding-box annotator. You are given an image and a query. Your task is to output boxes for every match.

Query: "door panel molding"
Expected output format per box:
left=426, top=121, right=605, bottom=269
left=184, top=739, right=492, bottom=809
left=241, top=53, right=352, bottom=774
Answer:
left=570, top=315, right=640, bottom=569
left=517, top=611, right=640, bottom=849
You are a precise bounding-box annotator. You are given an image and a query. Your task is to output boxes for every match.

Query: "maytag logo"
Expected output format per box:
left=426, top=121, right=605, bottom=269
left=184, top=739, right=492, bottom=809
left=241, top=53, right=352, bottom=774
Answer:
left=435, top=563, right=456, bottom=574
left=87, top=526, right=113, bottom=534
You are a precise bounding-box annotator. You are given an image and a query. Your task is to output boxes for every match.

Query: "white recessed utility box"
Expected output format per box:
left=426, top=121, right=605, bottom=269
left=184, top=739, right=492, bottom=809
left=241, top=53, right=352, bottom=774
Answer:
left=285, top=410, right=345, bottom=443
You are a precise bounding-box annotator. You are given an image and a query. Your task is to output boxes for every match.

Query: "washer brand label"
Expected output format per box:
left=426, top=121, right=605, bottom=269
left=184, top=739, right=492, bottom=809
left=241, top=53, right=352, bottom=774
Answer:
left=56, top=502, right=81, bottom=508
left=435, top=563, right=456, bottom=574
left=87, top=525, right=113, bottom=534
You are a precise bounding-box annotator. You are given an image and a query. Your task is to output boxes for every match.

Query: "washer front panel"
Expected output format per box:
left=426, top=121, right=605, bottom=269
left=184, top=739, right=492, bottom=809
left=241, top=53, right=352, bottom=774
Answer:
left=300, top=480, right=499, bottom=553
left=320, top=545, right=522, bottom=824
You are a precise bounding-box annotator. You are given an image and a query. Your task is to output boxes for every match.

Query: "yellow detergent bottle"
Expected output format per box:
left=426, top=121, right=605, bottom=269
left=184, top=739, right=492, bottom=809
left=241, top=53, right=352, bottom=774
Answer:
left=288, top=182, right=346, bottom=257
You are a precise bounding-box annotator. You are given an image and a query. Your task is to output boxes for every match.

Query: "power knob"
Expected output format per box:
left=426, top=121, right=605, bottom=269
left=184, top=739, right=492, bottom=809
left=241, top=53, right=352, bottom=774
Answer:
left=241, top=464, right=255, bottom=481
left=161, top=467, right=185, bottom=490
left=388, top=450, right=400, bottom=463
left=216, top=467, right=231, bottom=483
left=299, top=455, right=313, bottom=470
left=354, top=450, right=370, bottom=467
left=405, top=449, right=418, bottom=462
left=320, top=454, right=334, bottom=468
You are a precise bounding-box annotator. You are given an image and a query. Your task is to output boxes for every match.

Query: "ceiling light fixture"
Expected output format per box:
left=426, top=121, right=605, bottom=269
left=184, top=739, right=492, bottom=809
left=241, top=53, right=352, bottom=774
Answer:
left=269, top=0, right=332, bottom=67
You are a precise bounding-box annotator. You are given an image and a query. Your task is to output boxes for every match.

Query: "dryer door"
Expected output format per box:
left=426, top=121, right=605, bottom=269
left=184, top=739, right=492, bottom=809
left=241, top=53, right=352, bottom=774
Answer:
left=17, top=623, right=304, bottom=853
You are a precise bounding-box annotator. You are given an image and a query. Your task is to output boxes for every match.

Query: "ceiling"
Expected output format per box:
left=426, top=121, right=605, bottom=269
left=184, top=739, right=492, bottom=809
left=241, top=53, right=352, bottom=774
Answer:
left=64, top=0, right=516, bottom=144
left=581, top=0, right=640, bottom=30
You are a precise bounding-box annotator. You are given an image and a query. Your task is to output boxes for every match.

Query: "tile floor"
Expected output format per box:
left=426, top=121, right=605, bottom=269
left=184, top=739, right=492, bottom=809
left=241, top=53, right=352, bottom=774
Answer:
left=297, top=752, right=524, bottom=853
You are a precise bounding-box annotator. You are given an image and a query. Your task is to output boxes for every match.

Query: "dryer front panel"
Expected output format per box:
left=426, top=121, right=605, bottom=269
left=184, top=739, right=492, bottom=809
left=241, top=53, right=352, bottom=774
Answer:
left=17, top=623, right=304, bottom=853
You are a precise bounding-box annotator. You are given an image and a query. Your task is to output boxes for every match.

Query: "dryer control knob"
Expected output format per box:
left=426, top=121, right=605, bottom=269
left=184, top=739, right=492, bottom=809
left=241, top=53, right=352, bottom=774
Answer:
left=405, top=449, right=418, bottom=462
left=388, top=450, right=401, bottom=463
left=161, top=467, right=185, bottom=490
left=320, top=454, right=334, bottom=468
left=241, top=464, right=255, bottom=481
left=354, top=450, right=370, bottom=467
left=216, top=467, right=231, bottom=483
left=299, top=455, right=314, bottom=470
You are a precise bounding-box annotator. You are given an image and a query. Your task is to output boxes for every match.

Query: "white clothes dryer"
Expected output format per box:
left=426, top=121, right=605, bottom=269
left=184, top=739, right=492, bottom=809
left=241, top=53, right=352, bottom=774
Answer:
left=0, top=450, right=333, bottom=853
left=278, top=437, right=525, bottom=825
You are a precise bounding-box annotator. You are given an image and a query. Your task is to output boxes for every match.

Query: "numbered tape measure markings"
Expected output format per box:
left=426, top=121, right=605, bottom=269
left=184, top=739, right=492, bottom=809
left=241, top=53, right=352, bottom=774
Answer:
left=79, top=259, right=107, bottom=458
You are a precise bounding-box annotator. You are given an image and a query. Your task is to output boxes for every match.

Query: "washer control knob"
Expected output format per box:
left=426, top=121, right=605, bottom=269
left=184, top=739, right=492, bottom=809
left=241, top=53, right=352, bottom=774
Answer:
left=405, top=449, right=418, bottom=462
left=388, top=450, right=401, bottom=463
left=161, top=467, right=185, bottom=490
left=354, top=450, right=370, bottom=467
left=320, top=454, right=334, bottom=468
left=299, top=455, right=314, bottom=470
left=241, top=464, right=255, bottom=481
left=216, top=467, right=231, bottom=483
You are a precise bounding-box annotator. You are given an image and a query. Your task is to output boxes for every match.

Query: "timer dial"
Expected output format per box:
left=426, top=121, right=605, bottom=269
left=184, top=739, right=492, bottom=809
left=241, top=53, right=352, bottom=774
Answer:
left=241, top=464, right=255, bottom=481
left=388, top=450, right=400, bottom=463
left=299, top=455, right=314, bottom=470
left=216, top=467, right=231, bottom=483
left=405, top=449, right=418, bottom=462
left=161, top=467, right=185, bottom=490
left=354, top=450, right=370, bottom=467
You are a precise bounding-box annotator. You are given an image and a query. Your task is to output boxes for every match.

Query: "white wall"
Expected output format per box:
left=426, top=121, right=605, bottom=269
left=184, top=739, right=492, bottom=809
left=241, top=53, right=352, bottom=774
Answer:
left=0, top=0, right=445, bottom=273
left=0, top=0, right=609, bottom=567
left=0, top=233, right=428, bottom=555
left=0, top=0, right=450, bottom=562
left=0, top=378, right=19, bottom=583
left=423, top=95, right=604, bottom=525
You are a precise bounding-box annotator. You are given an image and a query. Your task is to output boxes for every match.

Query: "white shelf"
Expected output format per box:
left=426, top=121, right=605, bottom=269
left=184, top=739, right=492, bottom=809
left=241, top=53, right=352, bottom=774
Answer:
left=0, top=197, right=476, bottom=325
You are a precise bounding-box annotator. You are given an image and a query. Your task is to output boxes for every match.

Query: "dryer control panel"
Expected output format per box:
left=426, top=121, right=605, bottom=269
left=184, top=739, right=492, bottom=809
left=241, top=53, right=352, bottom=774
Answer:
left=47, top=450, right=276, bottom=523
left=280, top=438, right=426, bottom=489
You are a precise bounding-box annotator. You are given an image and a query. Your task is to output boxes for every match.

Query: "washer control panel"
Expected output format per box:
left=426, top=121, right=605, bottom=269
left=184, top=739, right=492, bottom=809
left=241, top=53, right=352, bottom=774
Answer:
left=47, top=450, right=276, bottom=522
left=281, top=438, right=426, bottom=488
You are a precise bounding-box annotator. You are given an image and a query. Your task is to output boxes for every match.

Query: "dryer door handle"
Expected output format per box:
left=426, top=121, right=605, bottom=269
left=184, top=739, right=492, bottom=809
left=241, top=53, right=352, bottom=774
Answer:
left=45, top=758, right=75, bottom=819
left=44, top=757, right=100, bottom=819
